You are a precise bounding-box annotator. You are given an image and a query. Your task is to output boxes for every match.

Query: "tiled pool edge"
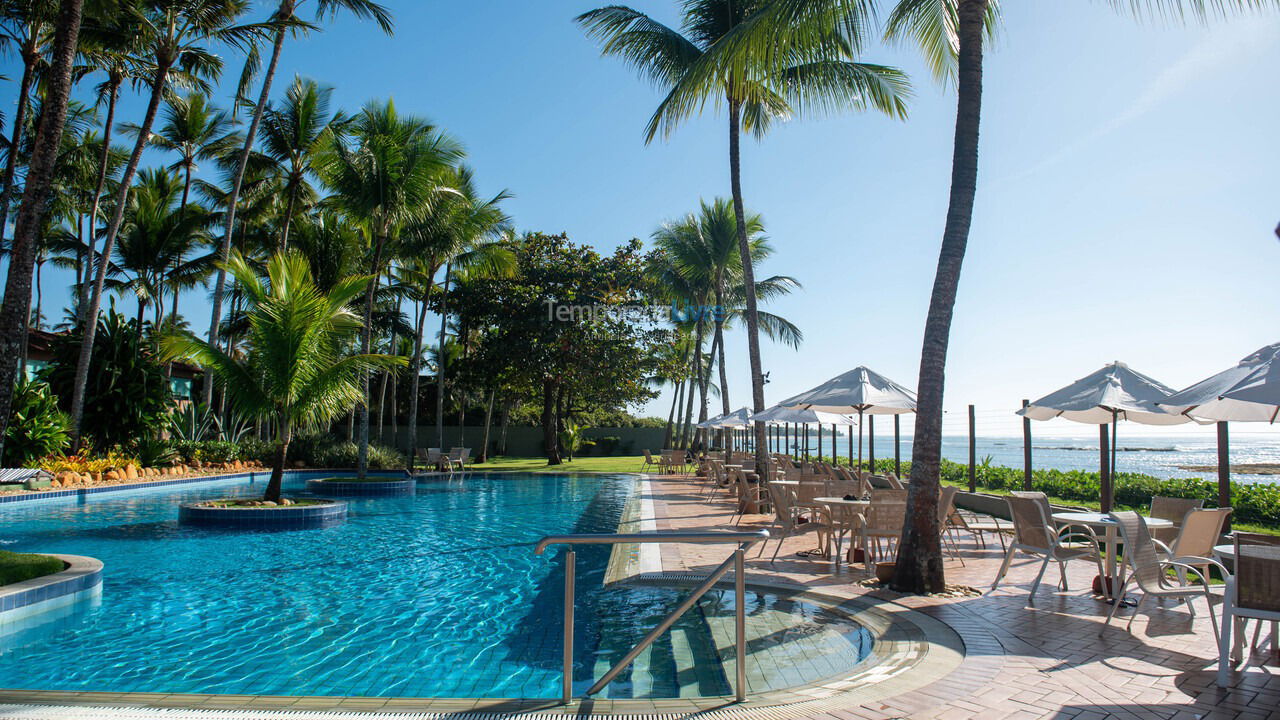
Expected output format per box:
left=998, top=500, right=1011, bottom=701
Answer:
left=0, top=469, right=408, bottom=506
left=0, top=555, right=103, bottom=633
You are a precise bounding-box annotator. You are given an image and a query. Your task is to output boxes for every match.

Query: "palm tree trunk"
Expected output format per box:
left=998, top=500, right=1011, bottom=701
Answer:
left=663, top=377, right=681, bottom=449
left=434, top=263, right=451, bottom=450
left=671, top=376, right=686, bottom=449
left=893, top=0, right=988, bottom=595
left=264, top=419, right=292, bottom=503
left=69, top=58, right=172, bottom=449
left=479, top=388, right=495, bottom=462
left=695, top=313, right=710, bottom=451
left=33, top=259, right=43, bottom=331
left=727, top=99, right=767, bottom=468
left=680, top=340, right=698, bottom=450
left=376, top=368, right=389, bottom=444
left=205, top=22, right=288, bottom=406
left=0, top=0, right=85, bottom=459
left=356, top=232, right=388, bottom=478
left=405, top=289, right=431, bottom=469
left=79, top=75, right=121, bottom=324
left=542, top=379, right=560, bottom=464
left=714, top=287, right=730, bottom=416
left=0, top=44, right=37, bottom=249
left=279, top=183, right=298, bottom=250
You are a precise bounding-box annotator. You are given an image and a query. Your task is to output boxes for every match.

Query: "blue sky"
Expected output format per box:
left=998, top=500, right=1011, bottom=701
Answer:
left=8, top=1, right=1280, bottom=438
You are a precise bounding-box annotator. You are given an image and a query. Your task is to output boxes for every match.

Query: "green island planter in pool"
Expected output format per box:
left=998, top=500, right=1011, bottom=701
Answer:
left=305, top=477, right=416, bottom=497
left=178, top=498, right=347, bottom=529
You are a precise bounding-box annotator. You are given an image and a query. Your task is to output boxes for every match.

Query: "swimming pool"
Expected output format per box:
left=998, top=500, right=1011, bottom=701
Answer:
left=0, top=471, right=874, bottom=699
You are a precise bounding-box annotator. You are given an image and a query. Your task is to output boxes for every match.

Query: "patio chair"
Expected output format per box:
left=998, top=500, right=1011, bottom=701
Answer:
left=1106, top=511, right=1222, bottom=643
left=852, top=489, right=908, bottom=574
left=938, top=486, right=965, bottom=565
left=659, top=450, right=681, bottom=475
left=640, top=449, right=660, bottom=472
left=729, top=467, right=769, bottom=524
left=1218, top=532, right=1280, bottom=685
left=763, top=483, right=831, bottom=563
left=444, top=448, right=468, bottom=472
left=990, top=495, right=1105, bottom=600
left=883, top=472, right=905, bottom=490
left=1161, top=507, right=1232, bottom=585
left=1150, top=496, right=1206, bottom=544
left=417, top=448, right=444, bottom=471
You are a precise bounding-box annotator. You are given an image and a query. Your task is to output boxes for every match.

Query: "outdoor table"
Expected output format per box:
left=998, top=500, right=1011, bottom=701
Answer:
left=1052, top=512, right=1173, bottom=601
left=1213, top=542, right=1280, bottom=565
left=815, top=497, right=870, bottom=565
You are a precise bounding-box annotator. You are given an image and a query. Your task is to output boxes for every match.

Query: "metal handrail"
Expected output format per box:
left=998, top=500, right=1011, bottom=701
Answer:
left=535, top=530, right=769, bottom=704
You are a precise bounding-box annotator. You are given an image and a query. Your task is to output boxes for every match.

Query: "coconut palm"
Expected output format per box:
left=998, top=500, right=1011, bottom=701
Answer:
left=207, top=0, right=393, bottom=406
left=314, top=99, right=463, bottom=477
left=0, top=0, right=85, bottom=461
left=68, top=0, right=268, bottom=450
left=162, top=249, right=402, bottom=502
left=396, top=165, right=512, bottom=463
left=257, top=76, right=343, bottom=249
left=577, top=0, right=908, bottom=466
left=0, top=0, right=59, bottom=248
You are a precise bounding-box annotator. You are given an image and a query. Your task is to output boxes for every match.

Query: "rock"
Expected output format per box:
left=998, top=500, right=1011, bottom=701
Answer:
left=125, top=464, right=138, bottom=480
left=293, top=460, right=306, bottom=468
left=262, top=501, right=277, bottom=507
left=90, top=472, right=101, bottom=484
left=105, top=470, right=120, bottom=482
left=280, top=498, right=293, bottom=506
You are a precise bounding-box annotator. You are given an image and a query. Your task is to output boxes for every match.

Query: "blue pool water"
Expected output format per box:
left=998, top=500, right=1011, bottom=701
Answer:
left=0, top=471, right=872, bottom=698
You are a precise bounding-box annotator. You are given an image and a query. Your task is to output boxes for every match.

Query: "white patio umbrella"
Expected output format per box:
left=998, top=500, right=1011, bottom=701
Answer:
left=751, top=405, right=857, bottom=462
left=1158, top=342, right=1280, bottom=512
left=1018, top=361, right=1192, bottom=510
left=776, top=366, right=916, bottom=468
left=698, top=407, right=752, bottom=452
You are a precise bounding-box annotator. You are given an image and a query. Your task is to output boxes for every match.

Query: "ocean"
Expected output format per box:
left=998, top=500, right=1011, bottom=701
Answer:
left=767, top=431, right=1280, bottom=485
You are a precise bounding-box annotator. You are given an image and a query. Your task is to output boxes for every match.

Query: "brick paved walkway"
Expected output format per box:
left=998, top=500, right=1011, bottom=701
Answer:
left=645, top=475, right=1279, bottom=720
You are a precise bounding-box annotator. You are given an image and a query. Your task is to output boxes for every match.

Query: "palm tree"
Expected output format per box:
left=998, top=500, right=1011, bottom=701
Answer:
left=257, top=76, right=342, bottom=249
left=107, top=168, right=215, bottom=335
left=0, top=0, right=85, bottom=461
left=206, top=0, right=393, bottom=407
left=67, top=0, right=266, bottom=450
left=314, top=99, right=463, bottom=477
left=577, top=0, right=908, bottom=466
left=162, top=250, right=402, bottom=502
left=0, top=0, right=58, bottom=248
left=75, top=0, right=150, bottom=320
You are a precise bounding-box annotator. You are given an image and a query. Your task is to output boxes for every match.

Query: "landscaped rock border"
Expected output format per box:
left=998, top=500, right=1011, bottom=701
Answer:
left=0, top=554, right=102, bottom=634
left=178, top=499, right=347, bottom=529
left=305, top=477, right=416, bottom=497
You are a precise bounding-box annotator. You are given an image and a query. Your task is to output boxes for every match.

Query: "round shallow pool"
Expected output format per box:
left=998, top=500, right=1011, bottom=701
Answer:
left=0, top=472, right=875, bottom=699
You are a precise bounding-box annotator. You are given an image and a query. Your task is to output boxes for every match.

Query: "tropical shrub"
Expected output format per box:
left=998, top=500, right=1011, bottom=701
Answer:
left=312, top=441, right=405, bottom=469
left=2, top=378, right=70, bottom=467
left=131, top=437, right=178, bottom=468
left=41, top=309, right=172, bottom=449
left=172, top=439, right=242, bottom=465
left=40, top=450, right=140, bottom=475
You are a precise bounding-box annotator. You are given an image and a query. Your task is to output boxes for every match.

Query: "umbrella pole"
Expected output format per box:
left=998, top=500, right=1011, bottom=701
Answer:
left=1217, top=421, right=1231, bottom=529
left=848, top=422, right=853, bottom=467
left=831, top=423, right=836, bottom=465
left=818, top=423, right=823, bottom=462
left=868, top=416, right=875, bottom=472
left=1110, top=412, right=1118, bottom=496
left=858, top=410, right=864, bottom=471
left=1098, top=423, right=1112, bottom=513
left=894, top=414, right=901, bottom=476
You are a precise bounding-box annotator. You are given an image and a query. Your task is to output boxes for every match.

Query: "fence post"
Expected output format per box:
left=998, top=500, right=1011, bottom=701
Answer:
left=1021, top=399, right=1032, bottom=490
left=967, top=404, right=976, bottom=493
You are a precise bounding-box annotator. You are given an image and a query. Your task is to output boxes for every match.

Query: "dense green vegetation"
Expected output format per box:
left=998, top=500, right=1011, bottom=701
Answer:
left=0, top=551, right=64, bottom=586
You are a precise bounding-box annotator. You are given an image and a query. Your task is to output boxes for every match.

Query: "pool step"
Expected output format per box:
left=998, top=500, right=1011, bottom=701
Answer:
left=588, top=595, right=729, bottom=698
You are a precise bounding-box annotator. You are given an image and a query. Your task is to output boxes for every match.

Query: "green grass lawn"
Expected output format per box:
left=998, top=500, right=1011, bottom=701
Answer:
left=0, top=550, right=64, bottom=586
left=465, top=455, right=648, bottom=473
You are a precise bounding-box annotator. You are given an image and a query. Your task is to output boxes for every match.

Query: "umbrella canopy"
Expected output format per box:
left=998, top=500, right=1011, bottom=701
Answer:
left=776, top=366, right=917, bottom=414
left=1018, top=361, right=1190, bottom=426
left=699, top=407, right=752, bottom=428
left=1159, top=343, right=1280, bottom=423
left=749, top=405, right=857, bottom=426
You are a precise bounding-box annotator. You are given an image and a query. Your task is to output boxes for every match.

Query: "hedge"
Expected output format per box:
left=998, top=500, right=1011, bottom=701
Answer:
left=862, top=458, right=1280, bottom=528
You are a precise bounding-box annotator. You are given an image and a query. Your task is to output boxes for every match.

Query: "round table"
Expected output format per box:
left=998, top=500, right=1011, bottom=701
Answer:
left=815, top=497, right=870, bottom=566
left=1052, top=512, right=1173, bottom=600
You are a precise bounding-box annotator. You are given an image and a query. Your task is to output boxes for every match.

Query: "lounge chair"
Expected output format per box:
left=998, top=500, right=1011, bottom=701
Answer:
left=1106, top=511, right=1222, bottom=643
left=990, top=495, right=1104, bottom=600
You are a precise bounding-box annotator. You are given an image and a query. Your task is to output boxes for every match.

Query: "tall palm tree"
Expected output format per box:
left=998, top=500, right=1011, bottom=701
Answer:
left=67, top=0, right=266, bottom=450
left=75, top=0, right=150, bottom=319
left=0, top=0, right=85, bottom=461
left=395, top=165, right=513, bottom=467
left=257, top=76, right=342, bottom=249
left=125, top=92, right=238, bottom=324
left=577, top=0, right=908, bottom=466
left=162, top=250, right=402, bottom=502
left=315, top=99, right=463, bottom=477
left=206, top=0, right=393, bottom=407
left=0, top=0, right=58, bottom=248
